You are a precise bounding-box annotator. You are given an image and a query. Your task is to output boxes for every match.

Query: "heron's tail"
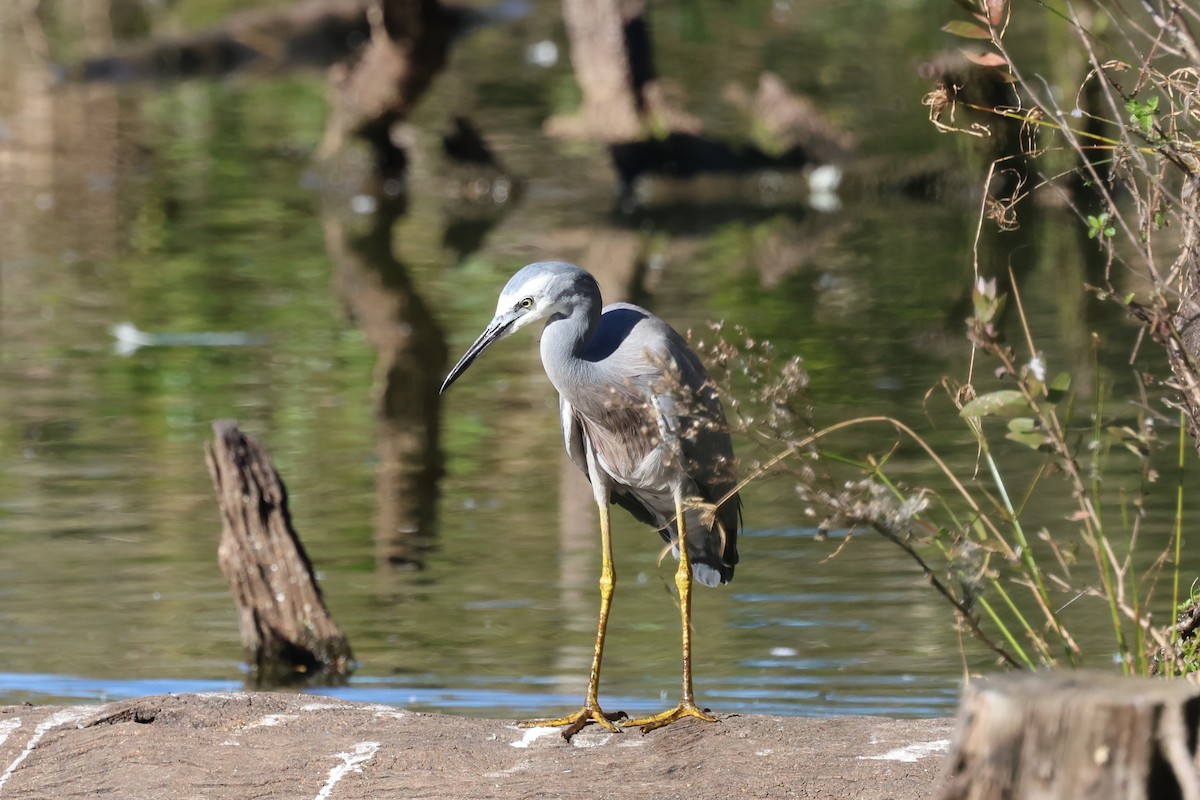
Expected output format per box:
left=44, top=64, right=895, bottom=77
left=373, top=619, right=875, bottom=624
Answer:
left=612, top=486, right=740, bottom=585
left=664, top=496, right=740, bottom=587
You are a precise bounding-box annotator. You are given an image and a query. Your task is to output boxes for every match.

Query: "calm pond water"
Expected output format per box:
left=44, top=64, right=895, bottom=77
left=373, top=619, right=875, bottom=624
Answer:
left=0, top=0, right=1193, bottom=720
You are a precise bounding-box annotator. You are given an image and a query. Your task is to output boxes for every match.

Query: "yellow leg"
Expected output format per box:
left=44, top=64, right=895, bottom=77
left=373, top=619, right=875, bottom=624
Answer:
left=519, top=499, right=626, bottom=740
left=623, top=492, right=718, bottom=734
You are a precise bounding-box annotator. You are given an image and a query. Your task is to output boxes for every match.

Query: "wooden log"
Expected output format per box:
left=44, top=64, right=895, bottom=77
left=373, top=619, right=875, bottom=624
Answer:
left=937, top=671, right=1200, bottom=800
left=205, top=420, right=353, bottom=686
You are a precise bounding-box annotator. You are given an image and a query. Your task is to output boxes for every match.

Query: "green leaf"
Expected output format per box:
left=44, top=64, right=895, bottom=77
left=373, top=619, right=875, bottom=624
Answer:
left=960, top=390, right=1030, bottom=418
left=1007, top=418, right=1050, bottom=450
left=1124, top=96, right=1160, bottom=135
left=1106, top=425, right=1150, bottom=457
left=1046, top=373, right=1071, bottom=404
left=942, top=20, right=992, bottom=39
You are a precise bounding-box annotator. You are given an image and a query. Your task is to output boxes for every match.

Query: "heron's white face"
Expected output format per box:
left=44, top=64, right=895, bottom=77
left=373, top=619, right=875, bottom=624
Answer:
left=440, top=262, right=589, bottom=394
left=494, top=270, right=565, bottom=336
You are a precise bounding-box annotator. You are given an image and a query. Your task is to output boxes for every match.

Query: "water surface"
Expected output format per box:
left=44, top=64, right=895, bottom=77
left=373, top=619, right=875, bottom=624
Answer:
left=0, top=0, right=1190, bottom=719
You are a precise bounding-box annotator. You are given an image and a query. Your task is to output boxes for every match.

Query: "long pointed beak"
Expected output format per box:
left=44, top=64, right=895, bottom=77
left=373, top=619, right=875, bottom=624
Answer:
left=440, top=314, right=516, bottom=394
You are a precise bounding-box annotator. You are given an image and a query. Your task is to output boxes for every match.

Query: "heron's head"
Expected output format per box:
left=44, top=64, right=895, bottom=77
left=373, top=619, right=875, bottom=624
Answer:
left=440, top=262, right=597, bottom=394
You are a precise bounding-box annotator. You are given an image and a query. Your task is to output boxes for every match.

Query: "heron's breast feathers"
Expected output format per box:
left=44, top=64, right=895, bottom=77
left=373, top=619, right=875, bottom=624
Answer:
left=576, top=403, right=669, bottom=490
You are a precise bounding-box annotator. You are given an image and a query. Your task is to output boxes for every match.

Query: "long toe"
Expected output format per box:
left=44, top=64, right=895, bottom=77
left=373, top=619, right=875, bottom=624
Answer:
left=622, top=702, right=717, bottom=734
left=518, top=706, right=627, bottom=741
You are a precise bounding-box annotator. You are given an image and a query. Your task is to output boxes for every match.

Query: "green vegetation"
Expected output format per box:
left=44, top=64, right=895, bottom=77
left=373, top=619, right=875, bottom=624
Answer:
left=936, top=0, right=1200, bottom=674
left=707, top=0, right=1200, bottom=677
left=708, top=246, right=1193, bottom=677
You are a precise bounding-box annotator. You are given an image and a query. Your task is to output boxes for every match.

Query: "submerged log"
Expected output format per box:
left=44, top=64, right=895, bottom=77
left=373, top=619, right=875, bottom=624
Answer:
left=205, top=420, right=353, bottom=686
left=68, top=0, right=370, bottom=83
left=938, top=671, right=1200, bottom=800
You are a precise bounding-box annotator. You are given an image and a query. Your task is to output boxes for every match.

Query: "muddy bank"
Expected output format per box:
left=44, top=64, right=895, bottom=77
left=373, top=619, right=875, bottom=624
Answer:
left=0, top=693, right=951, bottom=798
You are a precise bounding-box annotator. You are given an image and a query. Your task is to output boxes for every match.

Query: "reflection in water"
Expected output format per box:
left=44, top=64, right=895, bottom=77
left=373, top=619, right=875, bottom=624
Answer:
left=323, top=194, right=446, bottom=567
left=69, top=0, right=370, bottom=84
left=751, top=215, right=852, bottom=291
left=0, top=4, right=127, bottom=281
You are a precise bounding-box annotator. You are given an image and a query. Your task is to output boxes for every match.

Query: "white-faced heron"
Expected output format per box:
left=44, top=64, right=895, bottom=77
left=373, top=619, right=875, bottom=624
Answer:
left=440, top=261, right=741, bottom=740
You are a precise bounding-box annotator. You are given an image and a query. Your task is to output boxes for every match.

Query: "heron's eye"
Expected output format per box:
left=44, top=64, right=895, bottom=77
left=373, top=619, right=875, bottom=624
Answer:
left=519, top=297, right=534, bottom=310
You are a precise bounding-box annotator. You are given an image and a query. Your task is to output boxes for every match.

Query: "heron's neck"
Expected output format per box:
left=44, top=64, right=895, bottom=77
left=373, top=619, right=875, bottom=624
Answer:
left=539, top=291, right=601, bottom=396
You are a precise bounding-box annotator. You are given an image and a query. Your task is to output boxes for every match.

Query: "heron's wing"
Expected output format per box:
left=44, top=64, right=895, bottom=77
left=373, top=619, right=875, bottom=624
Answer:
left=649, top=325, right=743, bottom=581
left=577, top=303, right=741, bottom=582
left=563, top=393, right=661, bottom=528
left=589, top=307, right=740, bottom=511
left=638, top=324, right=739, bottom=492
left=559, top=394, right=588, bottom=477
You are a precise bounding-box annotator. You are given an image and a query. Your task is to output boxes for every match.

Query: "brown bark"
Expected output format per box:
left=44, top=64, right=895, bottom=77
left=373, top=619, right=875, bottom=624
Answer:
left=205, top=420, right=353, bottom=685
left=938, top=671, right=1200, bottom=800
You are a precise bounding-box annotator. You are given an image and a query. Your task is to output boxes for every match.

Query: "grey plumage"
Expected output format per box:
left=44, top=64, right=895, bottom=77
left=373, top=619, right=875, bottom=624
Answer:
left=440, top=260, right=741, bottom=739
left=440, top=261, right=740, bottom=583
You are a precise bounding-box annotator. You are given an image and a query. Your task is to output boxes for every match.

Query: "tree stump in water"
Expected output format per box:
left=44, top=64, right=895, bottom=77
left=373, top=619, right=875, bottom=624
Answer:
left=205, top=420, right=353, bottom=686
left=938, top=671, right=1200, bottom=800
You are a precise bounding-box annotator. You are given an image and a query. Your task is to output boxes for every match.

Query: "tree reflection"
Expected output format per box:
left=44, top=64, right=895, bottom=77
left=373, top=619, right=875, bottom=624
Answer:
left=323, top=193, right=446, bottom=568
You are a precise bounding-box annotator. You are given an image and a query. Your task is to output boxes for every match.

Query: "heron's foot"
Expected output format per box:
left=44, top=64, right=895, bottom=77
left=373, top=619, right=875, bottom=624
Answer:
left=518, top=704, right=628, bottom=741
left=622, top=701, right=717, bottom=734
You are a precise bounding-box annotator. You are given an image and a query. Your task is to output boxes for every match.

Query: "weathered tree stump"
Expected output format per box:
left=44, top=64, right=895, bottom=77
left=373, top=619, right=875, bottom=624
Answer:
left=205, top=420, right=353, bottom=686
left=938, top=671, right=1200, bottom=800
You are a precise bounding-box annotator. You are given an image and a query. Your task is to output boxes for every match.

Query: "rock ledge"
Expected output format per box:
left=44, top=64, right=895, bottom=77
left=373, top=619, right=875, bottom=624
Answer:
left=0, top=692, right=951, bottom=798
